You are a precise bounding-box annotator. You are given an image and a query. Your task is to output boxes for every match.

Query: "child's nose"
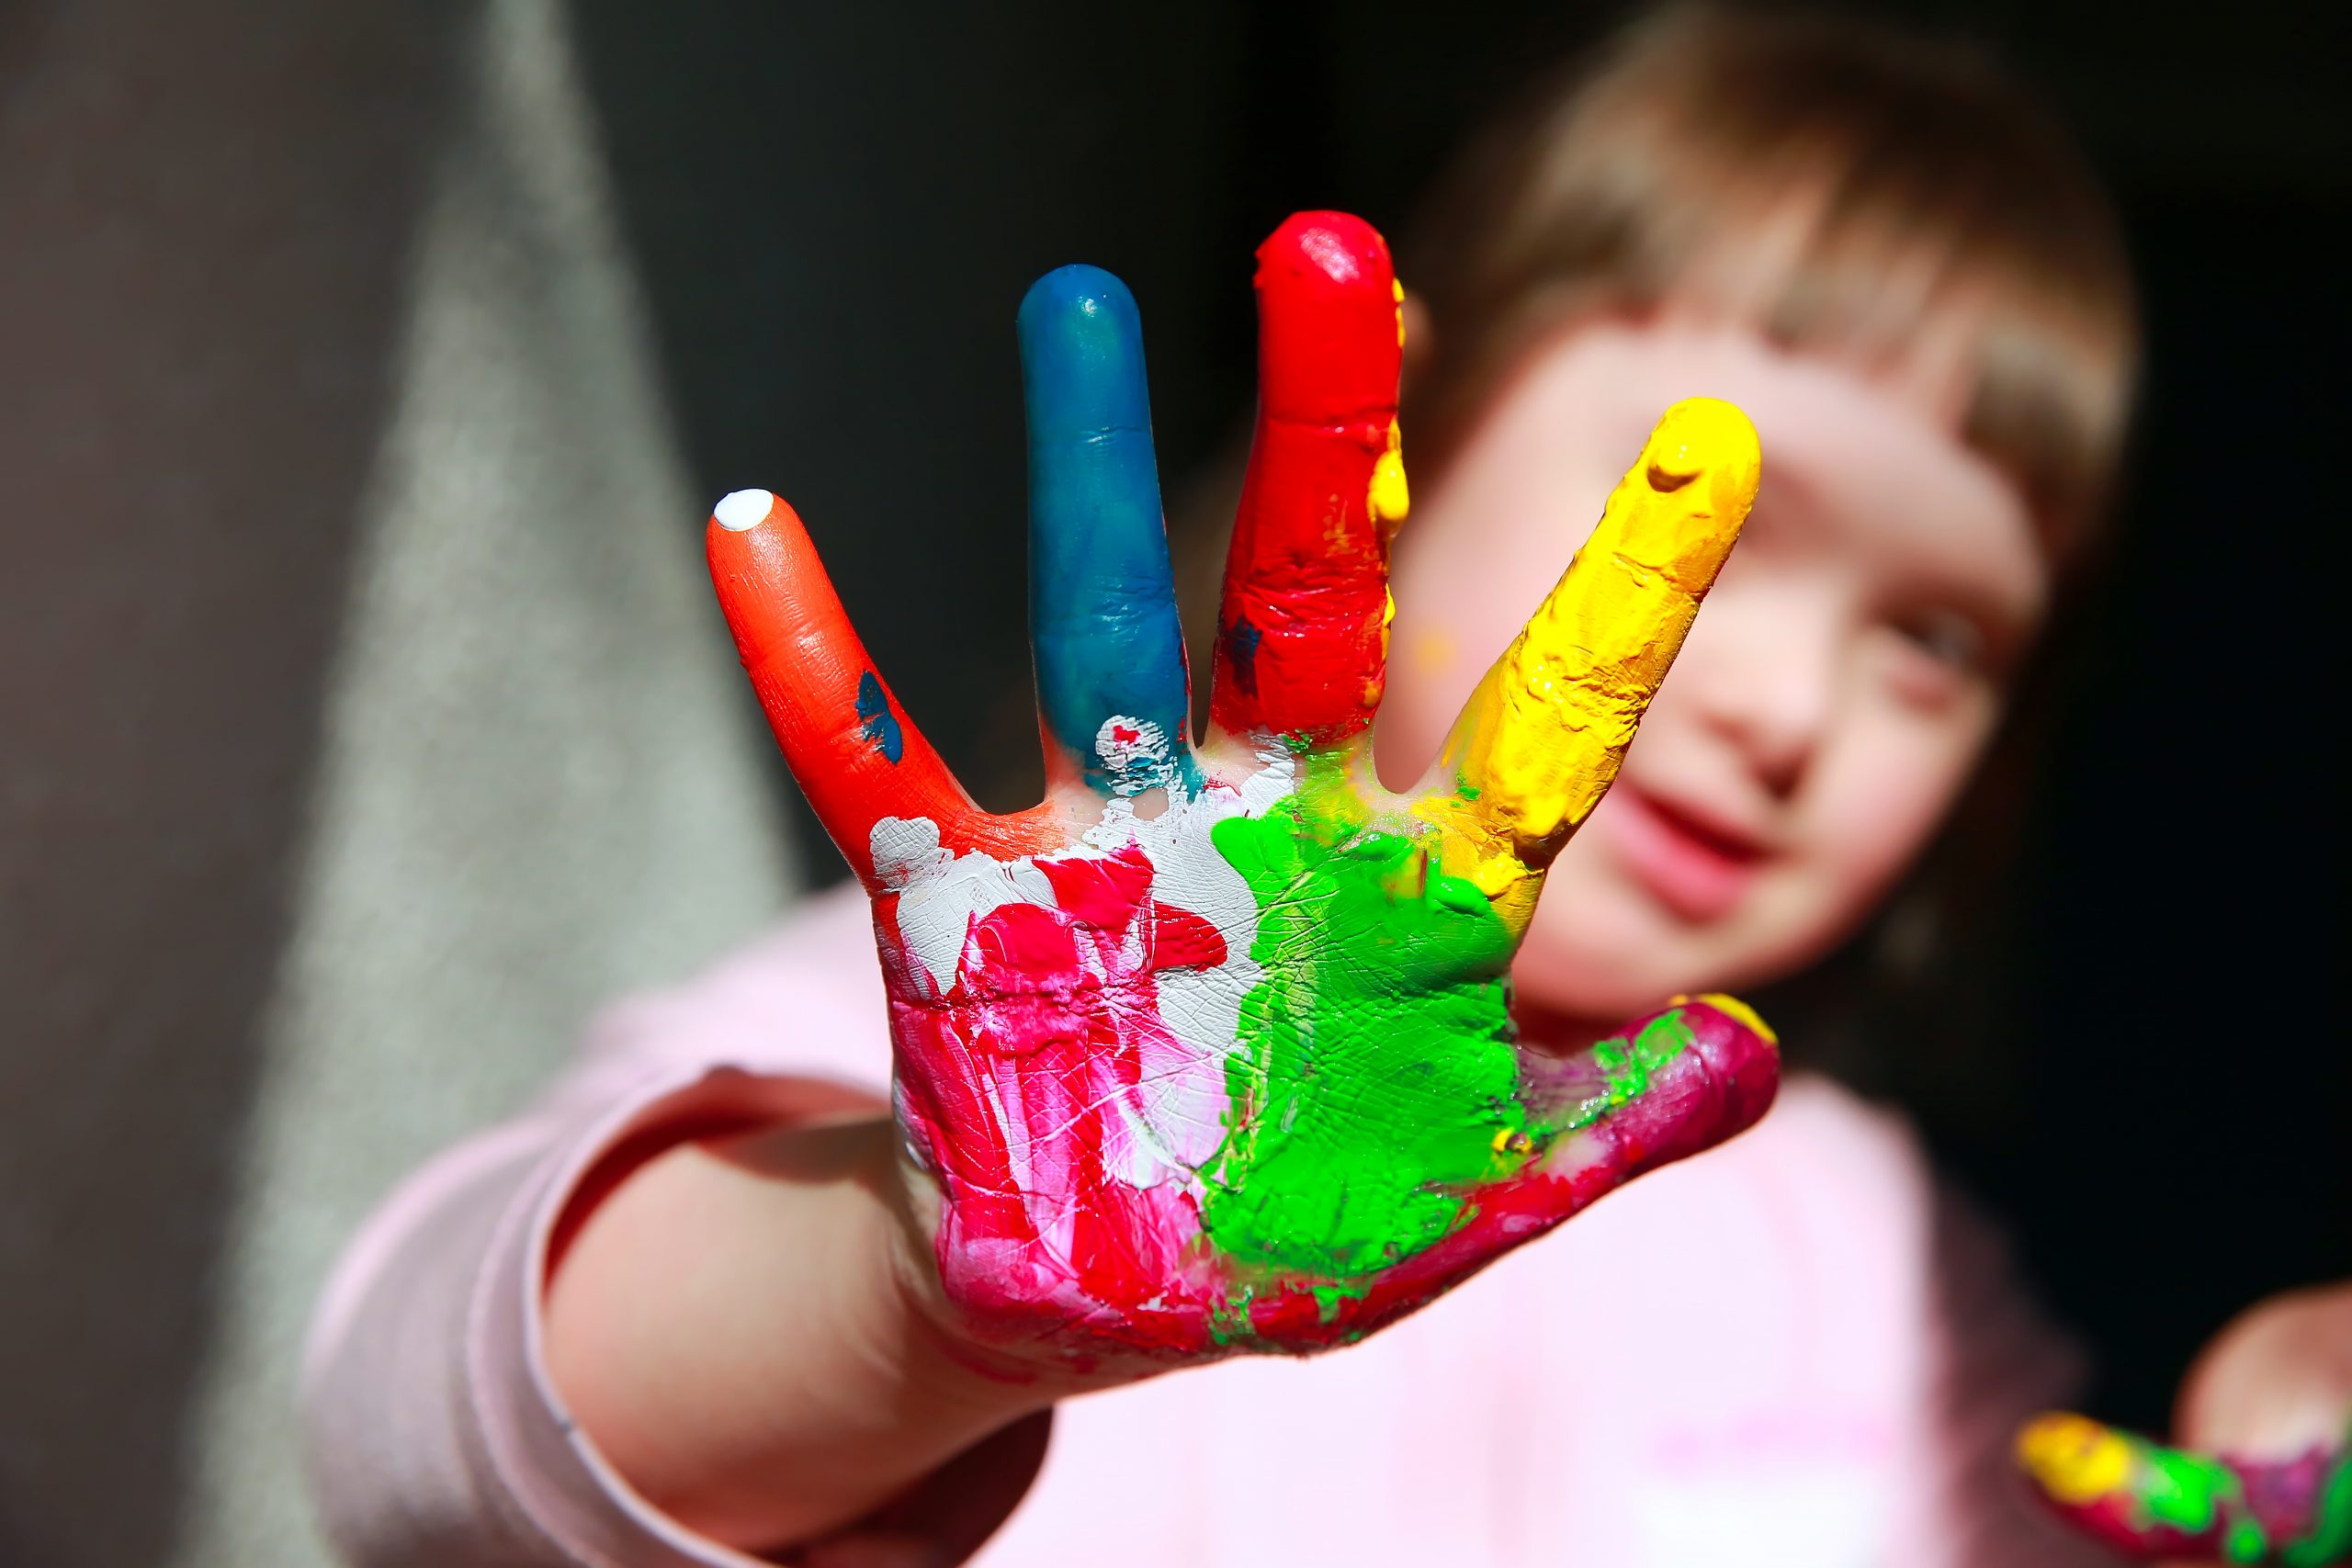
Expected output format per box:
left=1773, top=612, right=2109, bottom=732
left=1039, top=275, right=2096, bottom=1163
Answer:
left=1687, top=589, right=1838, bottom=797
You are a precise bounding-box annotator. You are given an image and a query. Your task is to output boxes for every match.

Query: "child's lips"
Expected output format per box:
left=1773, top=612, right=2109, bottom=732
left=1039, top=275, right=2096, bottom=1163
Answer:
left=1599, top=785, right=1770, bottom=922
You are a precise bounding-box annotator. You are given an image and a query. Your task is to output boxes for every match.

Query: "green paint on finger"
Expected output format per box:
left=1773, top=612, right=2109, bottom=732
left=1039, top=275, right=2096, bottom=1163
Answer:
left=1202, top=797, right=1530, bottom=1278
left=2149, top=1448, right=2233, bottom=1525
left=1565, top=1010, right=1698, bottom=1132
left=2282, top=1445, right=2352, bottom=1566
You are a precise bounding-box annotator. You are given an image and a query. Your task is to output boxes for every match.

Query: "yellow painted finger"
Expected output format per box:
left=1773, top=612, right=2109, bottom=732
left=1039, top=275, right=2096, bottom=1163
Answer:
left=1419, top=398, right=1760, bottom=904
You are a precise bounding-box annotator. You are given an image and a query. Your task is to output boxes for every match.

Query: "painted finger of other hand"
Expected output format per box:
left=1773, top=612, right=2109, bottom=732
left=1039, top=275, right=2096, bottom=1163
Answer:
left=707, top=491, right=991, bottom=886
left=1018, top=265, right=1194, bottom=797
left=2017, top=1413, right=2352, bottom=1563
left=1209, top=210, right=1407, bottom=747
left=1426, top=398, right=1759, bottom=902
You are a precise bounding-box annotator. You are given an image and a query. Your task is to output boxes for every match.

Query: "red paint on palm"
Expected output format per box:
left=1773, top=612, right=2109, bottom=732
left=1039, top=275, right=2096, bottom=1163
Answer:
left=880, top=847, right=1227, bottom=1357
left=1212, top=211, right=1404, bottom=744
left=707, top=498, right=1055, bottom=883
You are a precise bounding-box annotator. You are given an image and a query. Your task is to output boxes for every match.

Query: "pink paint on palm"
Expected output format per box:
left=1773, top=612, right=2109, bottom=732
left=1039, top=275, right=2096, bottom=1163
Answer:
left=883, top=840, right=1227, bottom=1353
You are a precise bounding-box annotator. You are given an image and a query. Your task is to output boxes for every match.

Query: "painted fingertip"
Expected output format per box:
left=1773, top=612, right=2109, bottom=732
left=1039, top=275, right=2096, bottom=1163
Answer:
left=1254, top=211, right=1400, bottom=422
left=1675, top=991, right=1779, bottom=1048
left=2016, top=1413, right=2134, bottom=1505
left=1260, top=210, right=1391, bottom=293
left=1017, top=264, right=1151, bottom=436
left=1018, top=263, right=1139, bottom=328
left=714, top=488, right=777, bottom=532
left=1671, top=994, right=1781, bottom=1133
left=1644, top=398, right=1760, bottom=496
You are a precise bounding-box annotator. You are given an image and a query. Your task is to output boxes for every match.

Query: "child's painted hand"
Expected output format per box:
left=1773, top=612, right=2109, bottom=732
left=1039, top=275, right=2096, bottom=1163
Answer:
left=2018, top=1284, right=2352, bottom=1563
left=707, top=212, right=1776, bottom=1370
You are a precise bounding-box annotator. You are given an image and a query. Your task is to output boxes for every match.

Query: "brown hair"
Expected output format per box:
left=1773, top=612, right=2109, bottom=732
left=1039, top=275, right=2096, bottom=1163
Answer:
left=1363, top=3, right=2143, bottom=1097
left=1400, top=1, right=2139, bottom=555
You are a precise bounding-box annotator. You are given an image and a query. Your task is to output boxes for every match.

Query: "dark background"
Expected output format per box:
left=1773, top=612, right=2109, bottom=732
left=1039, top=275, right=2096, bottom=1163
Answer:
left=572, top=0, right=2347, bottom=1434
left=0, top=2, right=2341, bottom=1563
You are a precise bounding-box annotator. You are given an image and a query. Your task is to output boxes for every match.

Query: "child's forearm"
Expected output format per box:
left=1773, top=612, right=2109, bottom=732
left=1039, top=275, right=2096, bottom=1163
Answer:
left=542, top=1114, right=1091, bottom=1552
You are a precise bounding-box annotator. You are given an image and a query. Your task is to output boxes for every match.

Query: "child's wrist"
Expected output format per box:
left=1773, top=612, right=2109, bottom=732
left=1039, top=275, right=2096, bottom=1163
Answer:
left=877, top=1143, right=1139, bottom=1409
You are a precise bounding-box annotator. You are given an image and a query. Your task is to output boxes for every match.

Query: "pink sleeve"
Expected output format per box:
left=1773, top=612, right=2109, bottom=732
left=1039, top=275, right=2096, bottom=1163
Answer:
left=298, top=886, right=1046, bottom=1566
left=1920, top=1182, right=2113, bottom=1568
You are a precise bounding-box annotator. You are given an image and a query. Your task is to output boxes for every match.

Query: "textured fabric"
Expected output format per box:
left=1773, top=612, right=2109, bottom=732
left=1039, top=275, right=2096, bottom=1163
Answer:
left=307, top=883, right=2110, bottom=1568
left=175, top=3, right=799, bottom=1562
left=0, top=6, right=449, bottom=1562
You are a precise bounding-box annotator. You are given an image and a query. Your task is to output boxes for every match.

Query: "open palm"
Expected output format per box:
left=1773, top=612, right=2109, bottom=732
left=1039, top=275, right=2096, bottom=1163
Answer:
left=707, top=212, right=1777, bottom=1368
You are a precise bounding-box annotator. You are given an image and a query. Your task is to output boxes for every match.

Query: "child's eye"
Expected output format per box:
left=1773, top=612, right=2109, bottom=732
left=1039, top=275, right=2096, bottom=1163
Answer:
left=1879, top=608, right=1993, bottom=711
left=1893, top=609, right=1985, bottom=673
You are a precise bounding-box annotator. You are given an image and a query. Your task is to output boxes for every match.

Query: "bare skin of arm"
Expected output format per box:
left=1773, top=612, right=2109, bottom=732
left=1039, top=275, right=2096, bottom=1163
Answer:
left=545, top=1118, right=1092, bottom=1549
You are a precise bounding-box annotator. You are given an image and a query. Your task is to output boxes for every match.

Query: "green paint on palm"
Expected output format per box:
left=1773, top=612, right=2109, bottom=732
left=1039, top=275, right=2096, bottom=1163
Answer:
left=1202, top=799, right=1528, bottom=1277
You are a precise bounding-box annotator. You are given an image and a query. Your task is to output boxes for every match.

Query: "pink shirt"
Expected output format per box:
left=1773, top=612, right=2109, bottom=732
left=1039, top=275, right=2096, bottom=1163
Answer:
left=302, top=885, right=2101, bottom=1566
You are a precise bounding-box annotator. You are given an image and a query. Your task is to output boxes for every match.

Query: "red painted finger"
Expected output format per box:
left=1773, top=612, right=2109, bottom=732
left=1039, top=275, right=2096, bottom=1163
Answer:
left=707, top=489, right=1034, bottom=886
left=1209, top=211, right=1407, bottom=747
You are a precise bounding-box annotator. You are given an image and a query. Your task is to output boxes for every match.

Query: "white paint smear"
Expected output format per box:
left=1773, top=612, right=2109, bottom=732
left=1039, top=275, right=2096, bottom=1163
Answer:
left=869, top=730, right=1297, bottom=1178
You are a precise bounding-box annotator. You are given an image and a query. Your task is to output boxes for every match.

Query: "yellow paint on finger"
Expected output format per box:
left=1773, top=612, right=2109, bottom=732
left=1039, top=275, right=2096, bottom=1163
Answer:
left=1419, top=398, right=1760, bottom=899
left=1370, top=418, right=1409, bottom=529
left=1674, top=991, right=1780, bottom=1046
left=2016, top=1414, right=2135, bottom=1506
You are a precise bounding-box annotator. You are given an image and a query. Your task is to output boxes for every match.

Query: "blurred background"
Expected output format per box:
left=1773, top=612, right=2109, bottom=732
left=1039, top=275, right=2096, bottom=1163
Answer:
left=0, top=1, right=2342, bottom=1563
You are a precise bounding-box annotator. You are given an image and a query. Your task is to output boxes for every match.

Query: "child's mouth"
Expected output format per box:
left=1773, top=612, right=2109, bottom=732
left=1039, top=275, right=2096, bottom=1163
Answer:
left=1600, top=785, right=1768, bottom=922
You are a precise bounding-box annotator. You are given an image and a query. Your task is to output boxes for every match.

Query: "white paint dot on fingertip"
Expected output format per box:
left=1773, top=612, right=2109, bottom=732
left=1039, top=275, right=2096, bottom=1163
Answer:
left=714, top=488, right=776, bottom=531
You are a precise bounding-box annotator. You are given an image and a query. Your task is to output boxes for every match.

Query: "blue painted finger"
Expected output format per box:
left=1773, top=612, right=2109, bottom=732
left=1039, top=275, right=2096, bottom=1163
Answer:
left=1018, top=265, right=1196, bottom=798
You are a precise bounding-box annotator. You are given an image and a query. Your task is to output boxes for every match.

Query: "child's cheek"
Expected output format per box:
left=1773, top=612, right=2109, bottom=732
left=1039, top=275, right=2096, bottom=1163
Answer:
left=1805, top=694, right=1996, bottom=926
left=1506, top=830, right=1720, bottom=1021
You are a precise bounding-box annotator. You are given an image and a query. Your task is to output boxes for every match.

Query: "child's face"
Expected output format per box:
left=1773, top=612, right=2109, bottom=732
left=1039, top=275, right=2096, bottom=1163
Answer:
left=1380, top=319, right=2050, bottom=1021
